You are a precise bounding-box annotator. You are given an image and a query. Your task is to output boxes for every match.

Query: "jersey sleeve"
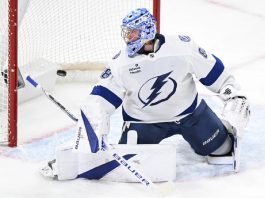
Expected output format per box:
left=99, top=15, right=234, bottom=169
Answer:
left=189, top=39, right=239, bottom=93
left=87, top=67, right=125, bottom=115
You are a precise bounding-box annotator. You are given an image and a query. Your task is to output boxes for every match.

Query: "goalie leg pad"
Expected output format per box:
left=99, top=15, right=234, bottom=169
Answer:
left=55, top=145, right=79, bottom=180
left=40, top=144, right=79, bottom=180
left=52, top=144, right=176, bottom=182
left=78, top=144, right=176, bottom=182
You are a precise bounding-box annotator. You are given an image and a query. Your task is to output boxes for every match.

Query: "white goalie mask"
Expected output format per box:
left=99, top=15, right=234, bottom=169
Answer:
left=121, top=8, right=156, bottom=57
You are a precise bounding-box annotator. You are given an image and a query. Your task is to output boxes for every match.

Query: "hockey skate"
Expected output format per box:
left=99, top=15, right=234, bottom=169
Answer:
left=40, top=159, right=58, bottom=179
left=207, top=130, right=241, bottom=172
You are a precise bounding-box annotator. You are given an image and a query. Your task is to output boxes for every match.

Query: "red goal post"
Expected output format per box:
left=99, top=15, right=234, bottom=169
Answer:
left=0, top=0, right=161, bottom=147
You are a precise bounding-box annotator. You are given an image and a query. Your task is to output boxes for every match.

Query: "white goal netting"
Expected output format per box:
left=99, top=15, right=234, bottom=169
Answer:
left=0, top=0, right=155, bottom=145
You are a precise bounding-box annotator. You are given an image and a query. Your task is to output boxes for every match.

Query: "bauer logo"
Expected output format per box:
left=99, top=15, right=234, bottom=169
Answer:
left=74, top=127, right=82, bottom=150
left=203, top=129, right=220, bottom=146
left=112, top=153, right=150, bottom=186
left=101, top=68, right=111, bottom=79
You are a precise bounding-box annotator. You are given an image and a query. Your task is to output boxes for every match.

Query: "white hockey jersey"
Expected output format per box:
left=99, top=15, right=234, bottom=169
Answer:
left=89, top=34, right=237, bottom=123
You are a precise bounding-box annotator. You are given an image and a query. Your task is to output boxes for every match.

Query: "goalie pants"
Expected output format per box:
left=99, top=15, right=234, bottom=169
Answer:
left=119, top=100, right=229, bottom=156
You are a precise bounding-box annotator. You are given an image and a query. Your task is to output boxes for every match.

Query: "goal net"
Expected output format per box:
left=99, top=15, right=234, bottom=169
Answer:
left=0, top=0, right=160, bottom=146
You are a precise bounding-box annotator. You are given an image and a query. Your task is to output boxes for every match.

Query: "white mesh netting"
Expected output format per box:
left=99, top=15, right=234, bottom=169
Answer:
left=0, top=0, right=154, bottom=145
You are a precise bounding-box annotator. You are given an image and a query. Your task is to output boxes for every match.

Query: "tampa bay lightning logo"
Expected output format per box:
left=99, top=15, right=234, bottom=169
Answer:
left=138, top=71, right=177, bottom=108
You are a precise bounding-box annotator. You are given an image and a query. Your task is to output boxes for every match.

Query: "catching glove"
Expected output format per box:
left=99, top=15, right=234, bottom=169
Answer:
left=220, top=85, right=250, bottom=137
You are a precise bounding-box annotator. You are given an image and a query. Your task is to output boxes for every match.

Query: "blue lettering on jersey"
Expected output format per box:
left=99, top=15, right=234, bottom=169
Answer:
left=100, top=68, right=111, bottom=79
left=178, top=35, right=191, bottom=42
left=138, top=71, right=177, bottom=108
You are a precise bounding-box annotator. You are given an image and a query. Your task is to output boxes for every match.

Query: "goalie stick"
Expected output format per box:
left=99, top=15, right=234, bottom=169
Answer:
left=26, top=75, right=155, bottom=188
left=26, top=76, right=78, bottom=122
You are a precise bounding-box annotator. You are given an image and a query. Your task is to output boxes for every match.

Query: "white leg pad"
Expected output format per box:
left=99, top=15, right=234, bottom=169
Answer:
left=55, top=145, right=79, bottom=180
left=55, top=144, right=176, bottom=182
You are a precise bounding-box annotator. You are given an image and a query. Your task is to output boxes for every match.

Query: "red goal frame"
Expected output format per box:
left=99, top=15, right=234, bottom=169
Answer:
left=8, top=0, right=18, bottom=147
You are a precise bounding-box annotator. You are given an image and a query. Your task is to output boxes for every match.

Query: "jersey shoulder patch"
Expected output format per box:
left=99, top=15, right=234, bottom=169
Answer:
left=178, top=35, right=191, bottom=42
left=100, top=68, right=112, bottom=79
left=198, top=47, right=208, bottom=58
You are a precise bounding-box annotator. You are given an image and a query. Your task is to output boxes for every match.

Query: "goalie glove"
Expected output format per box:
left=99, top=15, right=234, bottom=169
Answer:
left=220, top=85, right=250, bottom=137
left=73, top=101, right=110, bottom=153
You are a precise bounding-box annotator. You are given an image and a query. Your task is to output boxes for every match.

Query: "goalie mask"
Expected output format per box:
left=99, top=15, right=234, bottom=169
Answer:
left=121, top=8, right=156, bottom=57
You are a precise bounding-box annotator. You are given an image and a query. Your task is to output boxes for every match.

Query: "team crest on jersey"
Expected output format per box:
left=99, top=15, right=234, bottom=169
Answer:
left=138, top=71, right=177, bottom=108
left=112, top=50, right=121, bottom=59
left=198, top=47, right=207, bottom=58
left=178, top=35, right=191, bottom=42
left=100, top=68, right=111, bottom=79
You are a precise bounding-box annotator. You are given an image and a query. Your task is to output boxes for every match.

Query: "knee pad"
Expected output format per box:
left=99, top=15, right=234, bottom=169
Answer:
left=211, top=135, right=233, bottom=155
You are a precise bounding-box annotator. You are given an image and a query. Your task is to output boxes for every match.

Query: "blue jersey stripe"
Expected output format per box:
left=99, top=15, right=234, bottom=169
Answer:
left=91, top=85, right=122, bottom=109
left=199, top=55, right=224, bottom=86
left=177, top=93, right=198, bottom=116
left=122, top=107, right=142, bottom=122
